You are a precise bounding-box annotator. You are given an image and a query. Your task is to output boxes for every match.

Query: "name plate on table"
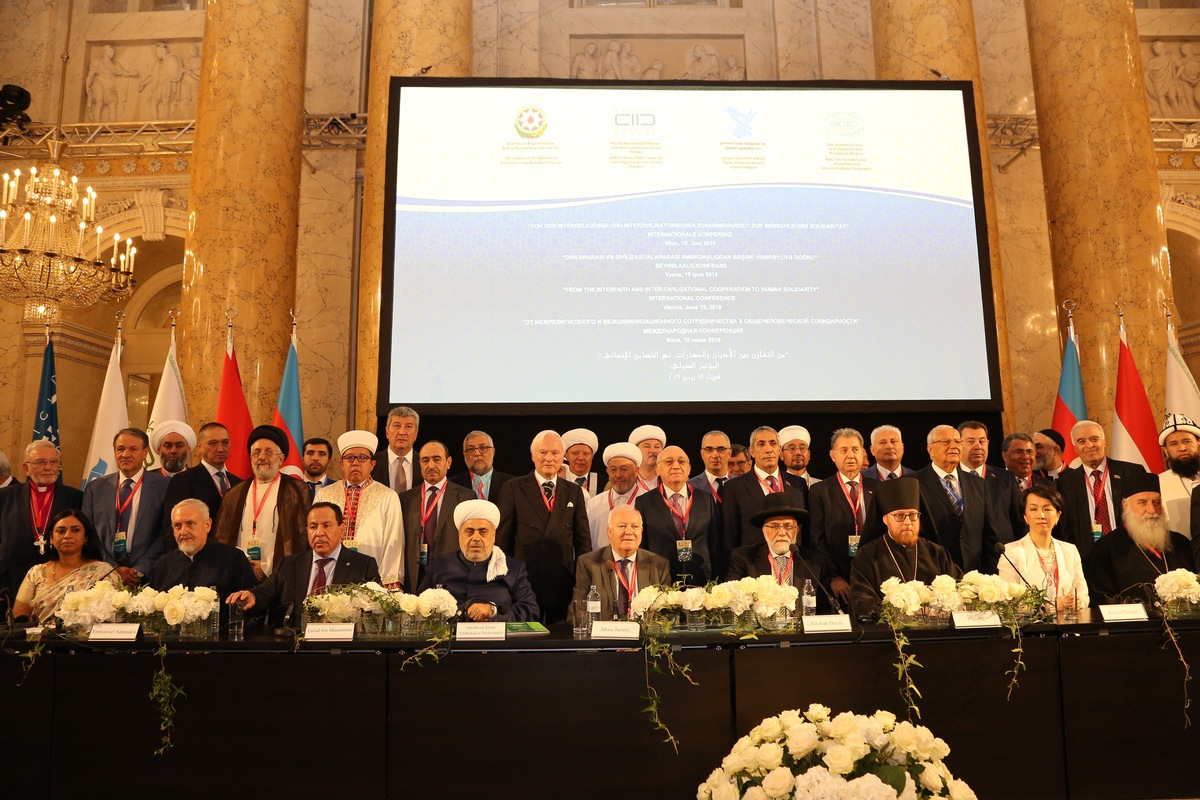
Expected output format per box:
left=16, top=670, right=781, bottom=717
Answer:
left=90, top=623, right=140, bottom=641
left=304, top=623, right=356, bottom=641
left=1098, top=604, right=1149, bottom=622
left=802, top=615, right=852, bottom=633
left=952, top=611, right=1002, bottom=629
left=456, top=622, right=506, bottom=641
left=590, top=621, right=641, bottom=640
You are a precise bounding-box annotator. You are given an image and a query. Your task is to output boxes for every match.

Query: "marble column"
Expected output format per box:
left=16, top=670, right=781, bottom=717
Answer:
left=870, top=0, right=1016, bottom=428
left=180, top=0, right=308, bottom=426
left=356, top=0, right=472, bottom=427
left=1025, top=0, right=1170, bottom=433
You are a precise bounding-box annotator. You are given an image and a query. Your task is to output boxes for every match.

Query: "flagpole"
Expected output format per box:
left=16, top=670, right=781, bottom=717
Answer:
left=114, top=310, right=124, bottom=360
left=289, top=305, right=298, bottom=342
left=43, top=308, right=53, bottom=345
left=226, top=307, right=236, bottom=352
left=168, top=305, right=179, bottom=345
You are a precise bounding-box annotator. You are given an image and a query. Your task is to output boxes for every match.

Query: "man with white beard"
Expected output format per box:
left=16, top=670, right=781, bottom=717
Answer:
left=1085, top=472, right=1196, bottom=606
left=1157, top=414, right=1200, bottom=537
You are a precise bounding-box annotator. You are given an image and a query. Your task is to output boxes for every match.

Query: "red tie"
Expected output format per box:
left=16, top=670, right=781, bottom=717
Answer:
left=767, top=475, right=780, bottom=493
left=309, top=557, right=334, bottom=595
left=1092, top=471, right=1112, bottom=535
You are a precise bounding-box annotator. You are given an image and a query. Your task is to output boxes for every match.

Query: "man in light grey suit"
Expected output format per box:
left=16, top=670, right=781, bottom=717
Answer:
left=82, top=427, right=170, bottom=587
left=571, top=505, right=670, bottom=621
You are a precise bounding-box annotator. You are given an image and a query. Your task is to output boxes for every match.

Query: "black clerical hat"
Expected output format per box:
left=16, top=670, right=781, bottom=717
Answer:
left=875, top=476, right=922, bottom=515
left=749, top=491, right=809, bottom=526
left=247, top=424, right=289, bottom=458
left=1122, top=471, right=1161, bottom=498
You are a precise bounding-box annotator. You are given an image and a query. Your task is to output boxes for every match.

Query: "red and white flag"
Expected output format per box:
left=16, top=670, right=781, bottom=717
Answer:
left=216, top=327, right=254, bottom=480
left=1110, top=324, right=1164, bottom=472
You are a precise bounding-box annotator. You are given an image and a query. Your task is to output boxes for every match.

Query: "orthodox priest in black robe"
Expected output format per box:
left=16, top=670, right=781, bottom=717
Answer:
left=850, top=477, right=962, bottom=619
left=1085, top=472, right=1196, bottom=606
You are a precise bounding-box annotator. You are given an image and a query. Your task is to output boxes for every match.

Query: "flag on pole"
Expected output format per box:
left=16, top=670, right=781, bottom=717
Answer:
left=271, top=333, right=304, bottom=472
left=1050, top=317, right=1087, bottom=466
left=216, top=327, right=253, bottom=480
left=82, top=335, right=130, bottom=488
left=1111, top=324, right=1165, bottom=473
left=1165, top=323, right=1200, bottom=423
left=145, top=331, right=188, bottom=471
left=32, top=339, right=59, bottom=447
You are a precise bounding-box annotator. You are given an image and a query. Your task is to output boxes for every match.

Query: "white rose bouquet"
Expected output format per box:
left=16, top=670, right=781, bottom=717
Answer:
left=699, top=704, right=975, bottom=800
left=57, top=580, right=122, bottom=629
left=1155, top=569, right=1200, bottom=606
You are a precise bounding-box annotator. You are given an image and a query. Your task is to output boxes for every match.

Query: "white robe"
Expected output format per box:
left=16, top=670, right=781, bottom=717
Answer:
left=314, top=481, right=405, bottom=587
left=1158, top=470, right=1197, bottom=539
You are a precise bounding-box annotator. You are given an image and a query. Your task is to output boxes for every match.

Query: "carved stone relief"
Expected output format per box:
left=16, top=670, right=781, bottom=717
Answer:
left=1143, top=38, right=1200, bottom=117
left=569, top=37, right=745, bottom=81
left=82, top=39, right=202, bottom=122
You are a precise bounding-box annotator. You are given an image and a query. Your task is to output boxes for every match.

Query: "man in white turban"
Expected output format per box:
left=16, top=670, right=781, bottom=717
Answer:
left=150, top=420, right=196, bottom=478
left=419, top=499, right=540, bottom=621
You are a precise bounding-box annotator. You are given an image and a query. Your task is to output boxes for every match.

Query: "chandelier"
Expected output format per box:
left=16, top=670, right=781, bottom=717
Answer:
left=0, top=0, right=132, bottom=322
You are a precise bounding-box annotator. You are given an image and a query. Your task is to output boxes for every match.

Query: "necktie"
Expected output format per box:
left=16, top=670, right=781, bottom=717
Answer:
left=715, top=476, right=728, bottom=488
left=1091, top=471, right=1112, bottom=535
left=969, top=469, right=980, bottom=477
left=617, top=558, right=632, bottom=616
left=847, top=480, right=864, bottom=528
left=1019, top=477, right=1029, bottom=491
left=307, top=481, right=320, bottom=500
left=942, top=475, right=964, bottom=519
left=117, top=477, right=134, bottom=533
left=575, top=476, right=587, bottom=489
left=473, top=476, right=486, bottom=499
left=309, top=557, right=334, bottom=595
left=393, top=458, right=408, bottom=494
left=215, top=471, right=229, bottom=496
left=774, top=554, right=791, bottom=586
left=887, top=472, right=898, bottom=480
left=767, top=475, right=780, bottom=493
left=542, top=481, right=554, bottom=502
left=670, top=492, right=686, bottom=536
left=422, top=485, right=439, bottom=545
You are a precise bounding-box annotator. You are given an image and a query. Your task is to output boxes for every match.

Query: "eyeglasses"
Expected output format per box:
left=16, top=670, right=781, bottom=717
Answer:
left=781, top=444, right=809, bottom=453
left=250, top=449, right=280, bottom=458
left=763, top=523, right=798, bottom=532
left=889, top=512, right=921, bottom=522
left=930, top=438, right=963, bottom=447
left=701, top=446, right=729, bottom=454
left=28, top=459, right=60, bottom=468
left=340, top=454, right=373, bottom=463
left=464, top=445, right=494, bottom=454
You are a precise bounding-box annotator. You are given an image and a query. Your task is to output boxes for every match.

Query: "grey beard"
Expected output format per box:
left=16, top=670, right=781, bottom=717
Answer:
left=164, top=457, right=186, bottom=473
left=1123, top=511, right=1172, bottom=553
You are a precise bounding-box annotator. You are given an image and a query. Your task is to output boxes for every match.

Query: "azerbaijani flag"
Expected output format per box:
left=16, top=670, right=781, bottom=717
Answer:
left=1050, top=318, right=1087, bottom=466
left=271, top=333, right=304, bottom=472
left=216, top=329, right=254, bottom=480
left=1110, top=325, right=1164, bottom=473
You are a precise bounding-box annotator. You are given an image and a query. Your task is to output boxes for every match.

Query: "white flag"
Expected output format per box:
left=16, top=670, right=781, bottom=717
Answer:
left=1166, top=325, right=1200, bottom=423
left=145, top=335, right=188, bottom=470
left=81, top=337, right=130, bottom=488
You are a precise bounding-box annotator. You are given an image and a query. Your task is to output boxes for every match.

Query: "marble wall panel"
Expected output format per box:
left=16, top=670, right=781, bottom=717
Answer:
left=306, top=0, right=366, bottom=114
left=474, top=0, right=500, bottom=76
left=774, top=0, right=818, bottom=80
left=0, top=306, right=30, bottom=477
left=498, top=0, right=541, bottom=78
left=815, top=0, right=873, bottom=80
left=0, top=0, right=64, bottom=122
left=295, top=149, right=357, bottom=472
left=973, top=0, right=1037, bottom=115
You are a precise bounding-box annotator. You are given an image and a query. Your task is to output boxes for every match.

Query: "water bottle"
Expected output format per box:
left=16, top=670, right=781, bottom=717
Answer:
left=586, top=584, right=601, bottom=634
left=802, top=579, right=817, bottom=617
left=1045, top=572, right=1058, bottom=613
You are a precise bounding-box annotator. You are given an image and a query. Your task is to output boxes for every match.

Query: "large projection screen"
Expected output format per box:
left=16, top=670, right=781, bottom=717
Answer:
left=379, top=79, right=1000, bottom=415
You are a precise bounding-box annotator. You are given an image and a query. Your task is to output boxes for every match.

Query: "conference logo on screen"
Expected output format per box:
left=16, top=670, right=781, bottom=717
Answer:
left=824, top=111, right=864, bottom=137
left=514, top=106, right=548, bottom=138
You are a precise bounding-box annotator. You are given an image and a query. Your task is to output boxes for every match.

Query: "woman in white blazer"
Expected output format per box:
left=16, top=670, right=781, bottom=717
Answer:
left=998, top=483, right=1089, bottom=610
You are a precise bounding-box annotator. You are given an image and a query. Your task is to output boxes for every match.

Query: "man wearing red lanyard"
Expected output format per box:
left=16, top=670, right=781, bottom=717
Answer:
left=213, top=425, right=310, bottom=582
left=586, top=442, right=643, bottom=551
left=314, top=430, right=405, bottom=588
left=572, top=505, right=670, bottom=621
left=0, top=440, right=83, bottom=614
left=83, top=427, right=169, bottom=587
left=1056, top=419, right=1147, bottom=559
left=727, top=493, right=837, bottom=614
left=719, top=426, right=809, bottom=577
left=914, top=424, right=998, bottom=574
left=629, top=424, right=667, bottom=492
left=449, top=430, right=515, bottom=502
left=1086, top=472, right=1196, bottom=606
left=958, top=420, right=1023, bottom=545
left=809, top=428, right=879, bottom=606
left=495, top=430, right=591, bottom=624
left=399, top=440, right=474, bottom=593
left=688, top=430, right=732, bottom=502
left=636, top=445, right=717, bottom=585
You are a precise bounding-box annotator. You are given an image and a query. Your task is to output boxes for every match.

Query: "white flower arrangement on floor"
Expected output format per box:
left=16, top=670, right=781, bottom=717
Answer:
left=698, top=704, right=976, bottom=800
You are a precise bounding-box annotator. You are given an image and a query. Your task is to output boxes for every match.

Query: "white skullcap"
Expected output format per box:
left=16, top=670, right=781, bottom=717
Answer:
left=778, top=425, right=811, bottom=446
left=453, top=499, right=501, bottom=528
left=562, top=428, right=598, bottom=453
left=628, top=425, right=667, bottom=446
left=603, top=442, right=643, bottom=467
left=150, top=421, right=196, bottom=452
left=337, top=429, right=378, bottom=456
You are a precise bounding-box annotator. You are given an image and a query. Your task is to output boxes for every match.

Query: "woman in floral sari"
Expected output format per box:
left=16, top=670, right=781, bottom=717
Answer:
left=13, top=510, right=112, bottom=623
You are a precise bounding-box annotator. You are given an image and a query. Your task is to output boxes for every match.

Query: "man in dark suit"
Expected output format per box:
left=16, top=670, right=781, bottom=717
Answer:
left=0, top=440, right=84, bottom=614
left=809, top=428, right=880, bottom=605
left=571, top=505, right=671, bottom=621
left=300, top=437, right=337, bottom=499
left=862, top=424, right=913, bottom=481
left=371, top=405, right=418, bottom=495
left=727, top=493, right=839, bottom=614
left=688, top=429, right=732, bottom=505
left=83, top=427, right=170, bottom=587
left=149, top=420, right=195, bottom=478
left=719, top=426, right=808, bottom=578
left=999, top=432, right=1039, bottom=495
left=958, top=421, right=1023, bottom=545
left=635, top=445, right=718, bottom=585
left=1056, top=419, right=1146, bottom=558
left=399, top=440, right=475, bottom=593
left=161, top=422, right=243, bottom=539
left=496, top=430, right=591, bottom=624
left=449, top=430, right=515, bottom=501
left=227, top=502, right=380, bottom=626
left=914, top=424, right=998, bottom=573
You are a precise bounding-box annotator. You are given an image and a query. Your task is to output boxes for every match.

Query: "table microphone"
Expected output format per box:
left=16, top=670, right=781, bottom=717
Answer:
left=993, top=542, right=1035, bottom=591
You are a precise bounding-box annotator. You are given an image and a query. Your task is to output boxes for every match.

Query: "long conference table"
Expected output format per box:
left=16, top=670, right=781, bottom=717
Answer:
left=3, top=612, right=1199, bottom=799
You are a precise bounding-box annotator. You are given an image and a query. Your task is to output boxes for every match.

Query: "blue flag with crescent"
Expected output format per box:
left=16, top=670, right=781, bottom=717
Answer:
left=33, top=340, right=59, bottom=446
